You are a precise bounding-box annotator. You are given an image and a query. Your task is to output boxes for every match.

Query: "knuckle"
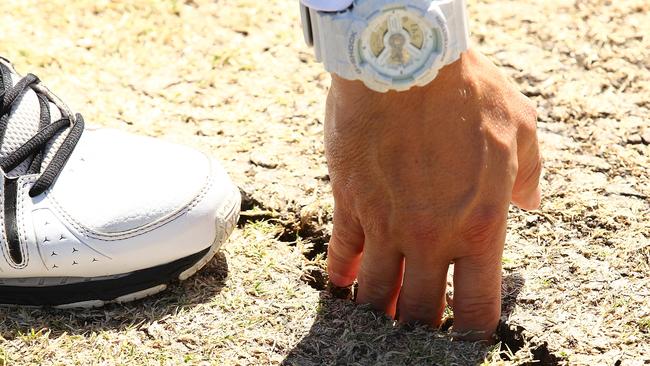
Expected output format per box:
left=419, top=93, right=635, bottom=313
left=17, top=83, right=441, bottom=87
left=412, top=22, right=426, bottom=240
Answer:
left=362, top=210, right=441, bottom=248
left=357, top=271, right=395, bottom=299
left=402, top=218, right=440, bottom=243
left=360, top=280, right=393, bottom=298
left=460, top=69, right=481, bottom=96
left=453, top=298, right=500, bottom=324
left=485, top=133, right=516, bottom=171
left=330, top=174, right=356, bottom=199
left=519, top=104, right=539, bottom=134
left=399, top=214, right=440, bottom=243
left=521, top=117, right=538, bottom=137
left=490, top=135, right=514, bottom=158
left=327, top=246, right=347, bottom=265
left=332, top=219, right=361, bottom=246
left=362, top=211, right=391, bottom=237
left=523, top=97, right=538, bottom=118
left=461, top=206, right=505, bottom=252
left=329, top=182, right=346, bottom=199
left=328, top=237, right=358, bottom=260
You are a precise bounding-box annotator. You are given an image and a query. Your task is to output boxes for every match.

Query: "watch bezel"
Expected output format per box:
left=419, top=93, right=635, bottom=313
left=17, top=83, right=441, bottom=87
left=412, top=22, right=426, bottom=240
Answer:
left=350, top=1, right=451, bottom=92
left=357, top=6, right=449, bottom=88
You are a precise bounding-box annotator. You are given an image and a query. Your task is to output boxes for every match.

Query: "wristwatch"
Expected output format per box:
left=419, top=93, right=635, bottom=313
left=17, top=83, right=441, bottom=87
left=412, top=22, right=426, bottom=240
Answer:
left=300, top=0, right=470, bottom=92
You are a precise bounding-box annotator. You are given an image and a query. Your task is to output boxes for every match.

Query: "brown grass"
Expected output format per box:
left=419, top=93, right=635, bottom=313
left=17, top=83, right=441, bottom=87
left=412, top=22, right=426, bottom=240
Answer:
left=0, top=0, right=648, bottom=364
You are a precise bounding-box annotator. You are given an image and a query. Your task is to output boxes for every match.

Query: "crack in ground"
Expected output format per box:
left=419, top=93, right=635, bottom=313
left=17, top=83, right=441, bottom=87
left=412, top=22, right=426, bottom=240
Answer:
left=497, top=322, right=562, bottom=365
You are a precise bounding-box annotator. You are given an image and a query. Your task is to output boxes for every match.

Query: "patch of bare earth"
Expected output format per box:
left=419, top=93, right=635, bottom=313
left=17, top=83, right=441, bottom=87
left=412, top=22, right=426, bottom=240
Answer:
left=0, top=0, right=647, bottom=364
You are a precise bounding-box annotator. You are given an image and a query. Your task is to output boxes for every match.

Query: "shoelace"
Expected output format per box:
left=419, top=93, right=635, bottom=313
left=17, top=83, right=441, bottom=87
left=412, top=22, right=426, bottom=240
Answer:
left=0, top=64, right=84, bottom=197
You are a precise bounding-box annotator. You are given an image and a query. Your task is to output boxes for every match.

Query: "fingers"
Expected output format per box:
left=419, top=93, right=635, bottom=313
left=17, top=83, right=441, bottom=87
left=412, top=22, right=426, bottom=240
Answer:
left=355, top=234, right=404, bottom=317
left=397, top=256, right=449, bottom=327
left=452, top=211, right=507, bottom=341
left=327, top=207, right=364, bottom=287
left=452, top=256, right=502, bottom=341
left=512, top=106, right=543, bottom=210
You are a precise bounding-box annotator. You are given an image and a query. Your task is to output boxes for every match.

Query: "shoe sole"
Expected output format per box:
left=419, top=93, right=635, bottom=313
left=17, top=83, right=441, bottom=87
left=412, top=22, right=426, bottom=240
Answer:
left=0, top=189, right=241, bottom=308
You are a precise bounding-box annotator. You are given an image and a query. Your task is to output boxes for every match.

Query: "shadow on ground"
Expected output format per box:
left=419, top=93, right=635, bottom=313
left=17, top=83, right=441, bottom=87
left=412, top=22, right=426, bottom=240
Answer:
left=282, top=273, right=538, bottom=366
left=0, top=252, right=229, bottom=339
left=281, top=292, right=491, bottom=365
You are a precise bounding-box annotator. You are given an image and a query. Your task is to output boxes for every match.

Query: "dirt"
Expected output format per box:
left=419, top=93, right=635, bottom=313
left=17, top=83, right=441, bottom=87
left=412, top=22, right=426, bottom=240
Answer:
left=0, top=0, right=648, bottom=365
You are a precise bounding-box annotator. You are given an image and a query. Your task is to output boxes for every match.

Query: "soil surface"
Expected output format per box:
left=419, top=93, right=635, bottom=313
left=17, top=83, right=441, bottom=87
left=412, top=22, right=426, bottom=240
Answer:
left=0, top=0, right=648, bottom=365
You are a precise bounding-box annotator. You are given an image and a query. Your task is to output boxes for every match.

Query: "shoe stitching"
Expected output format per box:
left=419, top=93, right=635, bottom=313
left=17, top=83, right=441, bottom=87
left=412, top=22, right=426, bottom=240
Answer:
left=0, top=177, right=27, bottom=269
left=14, top=176, right=32, bottom=269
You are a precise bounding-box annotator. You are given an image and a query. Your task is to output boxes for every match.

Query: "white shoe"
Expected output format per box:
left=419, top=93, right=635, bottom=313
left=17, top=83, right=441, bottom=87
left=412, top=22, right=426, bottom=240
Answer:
left=0, top=57, right=240, bottom=307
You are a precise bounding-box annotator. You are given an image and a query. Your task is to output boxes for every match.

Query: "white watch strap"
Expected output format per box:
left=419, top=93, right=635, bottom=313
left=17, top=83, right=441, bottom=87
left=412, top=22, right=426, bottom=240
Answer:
left=300, top=0, right=352, bottom=12
left=439, top=0, right=470, bottom=65
left=301, top=0, right=471, bottom=90
left=301, top=5, right=360, bottom=80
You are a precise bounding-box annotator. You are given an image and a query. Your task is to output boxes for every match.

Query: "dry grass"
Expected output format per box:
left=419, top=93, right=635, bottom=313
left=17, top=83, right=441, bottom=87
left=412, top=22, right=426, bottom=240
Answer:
left=0, top=0, right=648, bottom=365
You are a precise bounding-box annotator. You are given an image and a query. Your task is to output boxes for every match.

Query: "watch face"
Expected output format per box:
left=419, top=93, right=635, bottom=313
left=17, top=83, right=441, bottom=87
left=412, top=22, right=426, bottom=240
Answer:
left=360, top=7, right=441, bottom=80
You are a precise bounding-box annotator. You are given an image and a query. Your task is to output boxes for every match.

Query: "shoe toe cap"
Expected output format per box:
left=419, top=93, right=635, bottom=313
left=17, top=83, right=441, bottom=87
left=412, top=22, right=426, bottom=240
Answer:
left=50, top=128, right=228, bottom=234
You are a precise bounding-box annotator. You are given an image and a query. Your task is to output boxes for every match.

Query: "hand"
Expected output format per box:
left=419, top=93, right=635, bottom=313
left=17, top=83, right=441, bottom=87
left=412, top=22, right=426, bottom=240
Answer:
left=324, top=49, right=542, bottom=341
